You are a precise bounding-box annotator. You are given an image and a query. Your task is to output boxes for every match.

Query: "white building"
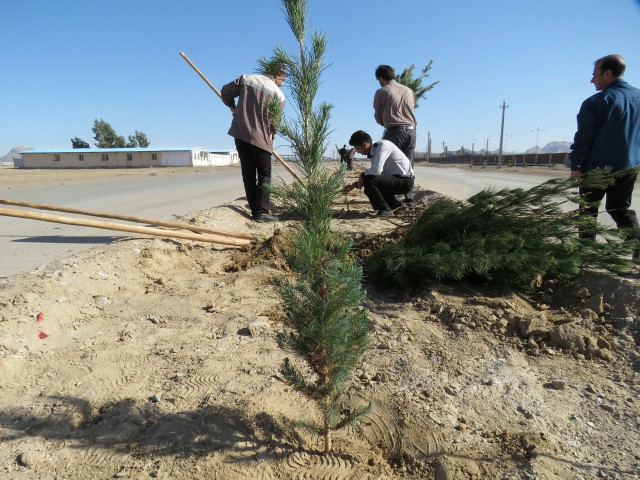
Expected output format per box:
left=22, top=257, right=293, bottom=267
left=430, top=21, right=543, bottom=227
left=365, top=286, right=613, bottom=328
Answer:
left=205, top=149, right=240, bottom=166
left=16, top=147, right=238, bottom=169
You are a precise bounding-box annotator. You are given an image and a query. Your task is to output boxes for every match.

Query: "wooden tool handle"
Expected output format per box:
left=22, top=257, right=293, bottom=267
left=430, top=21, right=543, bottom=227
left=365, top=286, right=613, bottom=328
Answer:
left=0, top=207, right=251, bottom=246
left=180, top=51, right=223, bottom=98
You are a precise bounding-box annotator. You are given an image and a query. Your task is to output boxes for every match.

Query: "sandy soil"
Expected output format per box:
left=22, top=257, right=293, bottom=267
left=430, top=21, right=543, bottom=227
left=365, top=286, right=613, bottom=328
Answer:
left=1, top=165, right=639, bottom=479
left=0, top=165, right=230, bottom=190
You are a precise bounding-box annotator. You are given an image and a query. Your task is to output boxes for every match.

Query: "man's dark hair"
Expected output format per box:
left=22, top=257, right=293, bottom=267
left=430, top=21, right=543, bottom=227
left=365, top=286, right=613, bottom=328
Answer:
left=375, top=65, right=395, bottom=81
left=596, top=54, right=626, bottom=77
left=349, top=130, right=372, bottom=147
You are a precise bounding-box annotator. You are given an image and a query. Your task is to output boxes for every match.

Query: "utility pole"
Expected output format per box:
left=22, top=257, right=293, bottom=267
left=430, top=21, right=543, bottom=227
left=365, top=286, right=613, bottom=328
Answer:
left=531, top=127, right=545, bottom=164
left=498, top=100, right=509, bottom=167
left=427, top=131, right=431, bottom=162
left=482, top=138, right=490, bottom=166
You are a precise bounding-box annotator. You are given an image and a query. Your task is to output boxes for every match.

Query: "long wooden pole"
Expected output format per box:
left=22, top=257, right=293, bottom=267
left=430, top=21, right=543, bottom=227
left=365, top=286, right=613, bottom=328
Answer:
left=180, top=51, right=224, bottom=98
left=0, top=208, right=251, bottom=246
left=0, top=198, right=254, bottom=241
left=179, top=51, right=300, bottom=180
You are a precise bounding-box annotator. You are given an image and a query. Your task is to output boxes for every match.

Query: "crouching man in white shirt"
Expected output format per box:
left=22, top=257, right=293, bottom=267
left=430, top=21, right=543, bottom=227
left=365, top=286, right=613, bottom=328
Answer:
left=347, top=130, right=415, bottom=216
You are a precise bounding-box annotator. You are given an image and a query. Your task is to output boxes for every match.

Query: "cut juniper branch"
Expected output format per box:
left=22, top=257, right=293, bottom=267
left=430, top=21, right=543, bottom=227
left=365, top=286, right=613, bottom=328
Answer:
left=366, top=169, right=638, bottom=292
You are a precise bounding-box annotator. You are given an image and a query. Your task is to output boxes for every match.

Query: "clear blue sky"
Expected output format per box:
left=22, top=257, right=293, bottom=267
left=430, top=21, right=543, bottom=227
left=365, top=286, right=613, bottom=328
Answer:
left=2, top=0, right=640, bottom=157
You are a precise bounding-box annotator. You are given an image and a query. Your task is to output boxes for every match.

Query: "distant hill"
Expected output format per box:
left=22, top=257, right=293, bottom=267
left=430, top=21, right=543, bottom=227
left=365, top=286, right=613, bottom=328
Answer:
left=524, top=141, right=571, bottom=154
left=0, top=146, right=31, bottom=164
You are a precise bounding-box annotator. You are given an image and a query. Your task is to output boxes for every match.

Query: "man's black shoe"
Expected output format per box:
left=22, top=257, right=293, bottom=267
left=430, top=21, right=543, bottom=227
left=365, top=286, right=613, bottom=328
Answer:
left=253, top=213, right=279, bottom=223
left=376, top=209, right=394, bottom=217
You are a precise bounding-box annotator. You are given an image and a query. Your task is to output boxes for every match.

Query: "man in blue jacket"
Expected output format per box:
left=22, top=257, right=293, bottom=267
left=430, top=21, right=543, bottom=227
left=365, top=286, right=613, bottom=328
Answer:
left=569, top=54, right=640, bottom=257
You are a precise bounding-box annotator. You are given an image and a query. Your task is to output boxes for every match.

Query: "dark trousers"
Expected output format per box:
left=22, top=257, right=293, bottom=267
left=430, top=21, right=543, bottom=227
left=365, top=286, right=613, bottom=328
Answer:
left=344, top=155, right=354, bottom=171
left=235, top=138, right=272, bottom=216
left=579, top=171, right=639, bottom=239
left=383, top=126, right=416, bottom=200
left=363, top=175, right=414, bottom=211
left=346, top=157, right=354, bottom=171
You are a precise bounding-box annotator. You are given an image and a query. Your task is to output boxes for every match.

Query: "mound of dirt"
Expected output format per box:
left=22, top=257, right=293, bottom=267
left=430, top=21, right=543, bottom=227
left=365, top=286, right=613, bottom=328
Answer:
left=1, top=169, right=639, bottom=479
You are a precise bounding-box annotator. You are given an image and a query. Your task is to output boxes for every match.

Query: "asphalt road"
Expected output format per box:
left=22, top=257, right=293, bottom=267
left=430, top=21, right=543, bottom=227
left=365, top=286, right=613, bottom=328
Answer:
left=413, top=164, right=638, bottom=230
left=0, top=168, right=248, bottom=278
left=414, top=165, right=565, bottom=200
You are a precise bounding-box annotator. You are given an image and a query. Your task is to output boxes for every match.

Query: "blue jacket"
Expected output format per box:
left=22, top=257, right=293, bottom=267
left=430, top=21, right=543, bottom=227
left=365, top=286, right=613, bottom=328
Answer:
left=569, top=79, right=640, bottom=172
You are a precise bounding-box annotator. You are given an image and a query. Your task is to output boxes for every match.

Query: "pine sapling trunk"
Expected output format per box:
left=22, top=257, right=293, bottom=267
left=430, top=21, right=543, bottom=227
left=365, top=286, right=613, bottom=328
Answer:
left=323, top=419, right=332, bottom=453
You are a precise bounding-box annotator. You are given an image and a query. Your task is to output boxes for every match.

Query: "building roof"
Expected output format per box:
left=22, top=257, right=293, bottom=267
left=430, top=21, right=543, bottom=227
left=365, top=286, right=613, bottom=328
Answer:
left=20, top=147, right=209, bottom=154
left=21, top=147, right=237, bottom=155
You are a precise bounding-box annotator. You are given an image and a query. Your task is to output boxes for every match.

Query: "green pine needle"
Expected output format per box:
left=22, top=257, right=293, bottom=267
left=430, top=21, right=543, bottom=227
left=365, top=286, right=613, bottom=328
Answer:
left=366, top=169, right=638, bottom=291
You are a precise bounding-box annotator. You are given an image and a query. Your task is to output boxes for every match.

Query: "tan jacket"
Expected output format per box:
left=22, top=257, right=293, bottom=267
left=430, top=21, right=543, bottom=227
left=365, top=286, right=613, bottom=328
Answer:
left=373, top=80, right=416, bottom=128
left=220, top=74, right=285, bottom=153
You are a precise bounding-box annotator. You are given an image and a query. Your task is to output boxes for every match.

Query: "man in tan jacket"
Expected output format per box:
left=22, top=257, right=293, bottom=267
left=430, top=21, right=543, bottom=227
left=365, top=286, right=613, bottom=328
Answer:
left=221, top=65, right=286, bottom=222
left=374, top=64, right=417, bottom=205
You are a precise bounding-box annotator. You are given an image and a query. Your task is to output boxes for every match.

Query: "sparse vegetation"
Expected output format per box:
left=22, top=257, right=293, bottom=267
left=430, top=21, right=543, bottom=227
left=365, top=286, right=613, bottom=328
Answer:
left=70, top=137, right=90, bottom=148
left=91, top=119, right=150, bottom=148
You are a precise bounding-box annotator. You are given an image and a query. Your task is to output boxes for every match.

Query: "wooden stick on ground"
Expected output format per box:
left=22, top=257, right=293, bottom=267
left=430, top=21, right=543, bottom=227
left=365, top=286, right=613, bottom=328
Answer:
left=0, top=198, right=254, bottom=241
left=179, top=51, right=300, bottom=180
left=0, top=208, right=252, bottom=246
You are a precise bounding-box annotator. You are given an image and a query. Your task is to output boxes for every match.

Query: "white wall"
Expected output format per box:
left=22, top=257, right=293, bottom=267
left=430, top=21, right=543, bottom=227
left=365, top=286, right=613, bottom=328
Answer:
left=18, top=148, right=238, bottom=169
left=158, top=150, right=194, bottom=167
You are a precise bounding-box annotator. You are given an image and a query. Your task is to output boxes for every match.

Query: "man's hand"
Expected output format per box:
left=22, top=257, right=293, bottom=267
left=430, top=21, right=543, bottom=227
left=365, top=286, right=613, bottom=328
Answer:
left=570, top=170, right=581, bottom=178
left=342, top=181, right=358, bottom=194
left=342, top=174, right=365, bottom=194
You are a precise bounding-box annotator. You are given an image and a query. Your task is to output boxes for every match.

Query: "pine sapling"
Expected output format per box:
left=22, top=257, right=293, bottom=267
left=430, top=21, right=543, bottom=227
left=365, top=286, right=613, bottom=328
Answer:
left=265, top=0, right=372, bottom=453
